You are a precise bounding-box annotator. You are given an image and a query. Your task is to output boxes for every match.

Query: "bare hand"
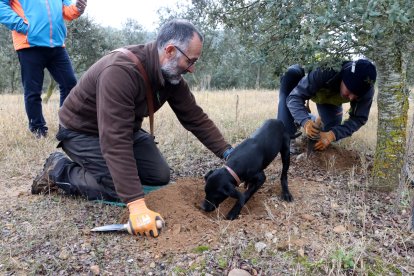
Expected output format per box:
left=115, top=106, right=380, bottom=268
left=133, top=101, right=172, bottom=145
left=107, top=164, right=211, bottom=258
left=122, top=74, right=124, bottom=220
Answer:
left=76, top=0, right=87, bottom=14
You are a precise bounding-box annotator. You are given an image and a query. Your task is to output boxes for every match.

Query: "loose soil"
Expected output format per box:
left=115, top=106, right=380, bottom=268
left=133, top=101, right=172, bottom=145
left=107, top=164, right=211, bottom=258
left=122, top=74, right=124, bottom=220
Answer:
left=134, top=146, right=363, bottom=253
left=1, top=143, right=413, bottom=275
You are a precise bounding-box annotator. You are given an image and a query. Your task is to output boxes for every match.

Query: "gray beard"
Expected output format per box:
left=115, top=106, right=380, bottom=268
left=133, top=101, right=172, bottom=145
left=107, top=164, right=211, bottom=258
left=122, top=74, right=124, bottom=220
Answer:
left=161, top=58, right=182, bottom=85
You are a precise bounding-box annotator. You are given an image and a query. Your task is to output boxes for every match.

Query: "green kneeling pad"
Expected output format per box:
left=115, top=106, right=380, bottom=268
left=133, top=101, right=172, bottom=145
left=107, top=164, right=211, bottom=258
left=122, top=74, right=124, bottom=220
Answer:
left=92, top=185, right=165, bottom=207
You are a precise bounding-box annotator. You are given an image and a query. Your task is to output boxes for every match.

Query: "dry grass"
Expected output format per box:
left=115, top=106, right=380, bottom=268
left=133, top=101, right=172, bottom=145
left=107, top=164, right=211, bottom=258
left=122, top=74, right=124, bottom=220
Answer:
left=0, top=89, right=413, bottom=275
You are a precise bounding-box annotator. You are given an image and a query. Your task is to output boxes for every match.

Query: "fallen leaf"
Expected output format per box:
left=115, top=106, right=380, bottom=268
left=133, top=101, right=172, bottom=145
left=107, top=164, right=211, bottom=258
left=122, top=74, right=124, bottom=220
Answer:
left=333, top=225, right=347, bottom=233
left=301, top=214, right=316, bottom=221
left=172, top=224, right=181, bottom=235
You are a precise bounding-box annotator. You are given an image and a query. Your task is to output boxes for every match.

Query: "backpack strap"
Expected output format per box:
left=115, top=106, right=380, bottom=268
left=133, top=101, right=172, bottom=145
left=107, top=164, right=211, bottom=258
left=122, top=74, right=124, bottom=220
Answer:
left=112, top=48, right=155, bottom=136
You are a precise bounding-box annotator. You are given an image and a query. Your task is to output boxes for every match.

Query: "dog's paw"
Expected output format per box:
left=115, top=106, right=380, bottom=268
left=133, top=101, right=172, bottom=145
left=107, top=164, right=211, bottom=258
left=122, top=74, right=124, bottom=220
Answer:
left=225, top=211, right=239, bottom=220
left=282, top=192, right=294, bottom=202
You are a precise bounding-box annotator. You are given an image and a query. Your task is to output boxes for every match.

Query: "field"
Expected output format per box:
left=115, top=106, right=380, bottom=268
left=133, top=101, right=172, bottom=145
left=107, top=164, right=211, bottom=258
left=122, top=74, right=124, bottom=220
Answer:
left=0, top=90, right=413, bottom=275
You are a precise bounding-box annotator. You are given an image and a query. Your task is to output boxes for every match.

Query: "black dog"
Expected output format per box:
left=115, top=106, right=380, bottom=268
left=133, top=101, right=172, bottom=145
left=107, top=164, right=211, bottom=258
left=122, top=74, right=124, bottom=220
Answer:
left=201, top=119, right=293, bottom=220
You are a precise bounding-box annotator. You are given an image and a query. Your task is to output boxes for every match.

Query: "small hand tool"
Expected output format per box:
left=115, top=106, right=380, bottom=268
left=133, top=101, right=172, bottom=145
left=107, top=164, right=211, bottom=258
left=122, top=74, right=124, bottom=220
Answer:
left=91, top=220, right=163, bottom=233
left=91, top=223, right=128, bottom=232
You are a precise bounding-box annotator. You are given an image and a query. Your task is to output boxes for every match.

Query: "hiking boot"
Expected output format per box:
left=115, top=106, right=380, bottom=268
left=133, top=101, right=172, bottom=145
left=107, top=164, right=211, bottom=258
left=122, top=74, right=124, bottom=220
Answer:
left=32, top=152, right=66, bottom=194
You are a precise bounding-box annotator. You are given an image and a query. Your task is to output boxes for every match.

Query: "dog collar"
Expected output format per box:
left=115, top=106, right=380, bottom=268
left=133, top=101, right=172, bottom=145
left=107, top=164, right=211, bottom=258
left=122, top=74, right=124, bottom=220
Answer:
left=224, top=165, right=242, bottom=187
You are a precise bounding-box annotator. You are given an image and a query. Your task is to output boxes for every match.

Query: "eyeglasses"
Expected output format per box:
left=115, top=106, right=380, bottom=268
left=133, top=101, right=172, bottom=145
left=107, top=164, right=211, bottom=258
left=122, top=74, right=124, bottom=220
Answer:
left=174, top=45, right=198, bottom=70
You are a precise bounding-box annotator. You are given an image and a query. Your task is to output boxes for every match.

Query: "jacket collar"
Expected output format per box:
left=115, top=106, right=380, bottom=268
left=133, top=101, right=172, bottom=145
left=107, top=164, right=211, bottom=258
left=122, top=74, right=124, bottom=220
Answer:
left=126, top=42, right=166, bottom=91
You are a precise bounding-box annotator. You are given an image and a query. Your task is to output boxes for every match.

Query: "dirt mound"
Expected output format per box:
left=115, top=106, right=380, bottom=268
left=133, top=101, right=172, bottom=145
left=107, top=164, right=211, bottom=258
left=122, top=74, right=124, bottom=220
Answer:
left=123, top=175, right=325, bottom=254
left=120, top=146, right=366, bottom=254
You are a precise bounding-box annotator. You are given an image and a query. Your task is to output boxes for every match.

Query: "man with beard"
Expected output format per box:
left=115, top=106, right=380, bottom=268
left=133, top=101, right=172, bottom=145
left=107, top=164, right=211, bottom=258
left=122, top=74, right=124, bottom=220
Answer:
left=31, top=19, right=233, bottom=237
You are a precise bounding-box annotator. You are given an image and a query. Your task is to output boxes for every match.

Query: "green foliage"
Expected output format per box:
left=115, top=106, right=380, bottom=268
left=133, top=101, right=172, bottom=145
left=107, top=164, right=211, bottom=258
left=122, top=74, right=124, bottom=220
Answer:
left=217, top=257, right=228, bottom=269
left=120, top=19, right=152, bottom=45
left=0, top=16, right=155, bottom=94
left=297, top=256, right=326, bottom=273
left=158, top=1, right=279, bottom=89
left=0, top=25, right=20, bottom=93
left=331, top=248, right=355, bottom=270
left=172, top=266, right=187, bottom=275
left=297, top=247, right=405, bottom=274
left=297, top=248, right=355, bottom=273
left=366, top=257, right=403, bottom=276
left=189, top=258, right=207, bottom=271
left=66, top=17, right=116, bottom=75
left=240, top=241, right=256, bottom=259
left=202, top=0, right=413, bottom=190
left=193, top=245, right=210, bottom=253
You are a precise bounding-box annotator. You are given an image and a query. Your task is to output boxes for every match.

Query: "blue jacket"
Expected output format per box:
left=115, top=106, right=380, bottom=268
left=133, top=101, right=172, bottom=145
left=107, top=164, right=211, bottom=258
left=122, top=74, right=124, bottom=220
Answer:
left=286, top=63, right=375, bottom=141
left=0, top=0, right=80, bottom=50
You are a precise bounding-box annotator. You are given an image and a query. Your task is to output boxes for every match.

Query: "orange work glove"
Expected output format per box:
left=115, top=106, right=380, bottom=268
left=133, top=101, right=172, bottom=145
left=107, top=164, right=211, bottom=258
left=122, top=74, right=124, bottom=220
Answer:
left=127, top=198, right=164, bottom=237
left=303, top=119, right=321, bottom=139
left=314, top=131, right=336, bottom=151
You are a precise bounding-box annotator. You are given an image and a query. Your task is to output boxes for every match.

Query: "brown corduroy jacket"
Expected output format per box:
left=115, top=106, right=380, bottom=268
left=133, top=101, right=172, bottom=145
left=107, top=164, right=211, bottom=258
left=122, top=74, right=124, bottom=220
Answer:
left=59, top=42, right=230, bottom=203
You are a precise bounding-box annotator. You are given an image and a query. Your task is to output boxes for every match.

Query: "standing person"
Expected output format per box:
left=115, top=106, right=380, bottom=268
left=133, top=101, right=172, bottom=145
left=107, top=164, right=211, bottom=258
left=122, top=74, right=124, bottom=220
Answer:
left=277, top=59, right=377, bottom=153
left=0, top=0, right=87, bottom=138
left=31, top=19, right=234, bottom=238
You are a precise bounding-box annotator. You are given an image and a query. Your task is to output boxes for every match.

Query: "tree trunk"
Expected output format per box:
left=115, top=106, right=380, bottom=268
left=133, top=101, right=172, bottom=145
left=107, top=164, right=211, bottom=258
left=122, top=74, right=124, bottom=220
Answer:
left=255, top=65, right=260, bottom=89
left=407, top=43, right=414, bottom=231
left=43, top=73, right=56, bottom=103
left=371, top=43, right=410, bottom=191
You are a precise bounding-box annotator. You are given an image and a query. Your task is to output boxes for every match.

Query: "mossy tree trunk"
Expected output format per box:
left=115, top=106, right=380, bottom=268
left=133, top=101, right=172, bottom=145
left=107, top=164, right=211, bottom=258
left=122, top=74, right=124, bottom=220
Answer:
left=43, top=73, right=56, bottom=103
left=371, top=38, right=410, bottom=191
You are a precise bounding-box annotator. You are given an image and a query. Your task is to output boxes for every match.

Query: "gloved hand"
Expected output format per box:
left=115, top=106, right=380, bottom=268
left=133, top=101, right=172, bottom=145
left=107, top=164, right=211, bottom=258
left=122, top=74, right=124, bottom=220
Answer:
left=126, top=198, right=164, bottom=237
left=76, top=0, right=87, bottom=14
left=303, top=119, right=321, bottom=139
left=314, top=131, right=336, bottom=151
left=222, top=147, right=234, bottom=161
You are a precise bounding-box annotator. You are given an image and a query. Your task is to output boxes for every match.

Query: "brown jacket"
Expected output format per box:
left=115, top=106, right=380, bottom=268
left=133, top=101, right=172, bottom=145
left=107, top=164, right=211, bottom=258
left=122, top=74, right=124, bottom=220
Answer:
left=59, top=42, right=230, bottom=203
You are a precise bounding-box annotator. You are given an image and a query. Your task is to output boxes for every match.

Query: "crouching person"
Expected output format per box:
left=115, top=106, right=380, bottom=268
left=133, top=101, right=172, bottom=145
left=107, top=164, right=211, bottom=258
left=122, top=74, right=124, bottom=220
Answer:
left=277, top=59, right=377, bottom=154
left=31, top=19, right=233, bottom=237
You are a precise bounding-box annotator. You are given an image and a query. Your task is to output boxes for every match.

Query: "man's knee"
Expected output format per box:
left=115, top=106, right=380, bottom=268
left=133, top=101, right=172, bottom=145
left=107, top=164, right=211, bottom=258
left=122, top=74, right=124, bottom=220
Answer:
left=285, top=64, right=305, bottom=80
left=157, top=166, right=170, bottom=186
left=323, top=117, right=342, bottom=131
left=279, top=64, right=305, bottom=97
left=140, top=164, right=170, bottom=186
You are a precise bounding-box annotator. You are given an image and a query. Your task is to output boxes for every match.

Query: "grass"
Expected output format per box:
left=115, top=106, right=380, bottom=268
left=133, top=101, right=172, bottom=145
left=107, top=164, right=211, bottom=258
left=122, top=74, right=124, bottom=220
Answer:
left=0, top=89, right=413, bottom=275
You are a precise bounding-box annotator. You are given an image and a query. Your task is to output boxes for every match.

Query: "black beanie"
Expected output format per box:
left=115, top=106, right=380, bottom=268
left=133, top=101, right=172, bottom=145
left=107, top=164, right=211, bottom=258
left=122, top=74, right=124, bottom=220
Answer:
left=341, top=59, right=377, bottom=96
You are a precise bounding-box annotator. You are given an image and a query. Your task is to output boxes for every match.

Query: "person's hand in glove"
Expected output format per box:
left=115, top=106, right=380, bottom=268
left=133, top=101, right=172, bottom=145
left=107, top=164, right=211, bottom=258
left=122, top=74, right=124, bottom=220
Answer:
left=222, top=147, right=234, bottom=161
left=303, top=119, right=321, bottom=139
left=314, top=131, right=336, bottom=151
left=76, top=0, right=87, bottom=14
left=127, top=198, right=164, bottom=237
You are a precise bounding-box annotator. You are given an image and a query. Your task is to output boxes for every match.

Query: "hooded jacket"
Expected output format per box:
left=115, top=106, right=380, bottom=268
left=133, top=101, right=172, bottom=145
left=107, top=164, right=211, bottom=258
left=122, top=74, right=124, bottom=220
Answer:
left=59, top=42, right=230, bottom=203
left=0, top=0, right=80, bottom=50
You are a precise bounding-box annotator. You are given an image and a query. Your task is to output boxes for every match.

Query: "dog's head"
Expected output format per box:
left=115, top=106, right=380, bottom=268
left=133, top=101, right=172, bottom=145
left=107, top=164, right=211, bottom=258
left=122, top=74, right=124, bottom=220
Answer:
left=201, top=168, right=243, bottom=212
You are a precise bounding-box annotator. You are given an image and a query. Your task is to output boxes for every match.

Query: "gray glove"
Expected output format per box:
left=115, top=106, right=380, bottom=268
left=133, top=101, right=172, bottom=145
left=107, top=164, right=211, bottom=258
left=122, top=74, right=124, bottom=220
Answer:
left=76, top=0, right=87, bottom=14
left=222, top=147, right=234, bottom=161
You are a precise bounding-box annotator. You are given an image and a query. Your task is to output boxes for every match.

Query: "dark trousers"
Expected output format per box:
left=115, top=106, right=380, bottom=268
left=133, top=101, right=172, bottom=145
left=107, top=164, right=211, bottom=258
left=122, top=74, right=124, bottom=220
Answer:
left=17, top=47, right=77, bottom=132
left=277, top=64, right=343, bottom=136
left=51, top=128, right=170, bottom=201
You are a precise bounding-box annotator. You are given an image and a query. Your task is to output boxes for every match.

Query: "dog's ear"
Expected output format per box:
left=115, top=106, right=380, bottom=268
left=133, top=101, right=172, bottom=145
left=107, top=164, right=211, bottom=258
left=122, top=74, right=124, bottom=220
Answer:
left=204, top=169, right=214, bottom=181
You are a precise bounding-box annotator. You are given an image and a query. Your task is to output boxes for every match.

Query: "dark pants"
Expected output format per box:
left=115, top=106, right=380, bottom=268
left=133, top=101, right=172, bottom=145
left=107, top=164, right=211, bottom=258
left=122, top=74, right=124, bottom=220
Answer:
left=277, top=64, right=343, bottom=136
left=17, top=47, right=77, bottom=133
left=51, top=127, right=170, bottom=201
